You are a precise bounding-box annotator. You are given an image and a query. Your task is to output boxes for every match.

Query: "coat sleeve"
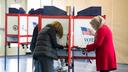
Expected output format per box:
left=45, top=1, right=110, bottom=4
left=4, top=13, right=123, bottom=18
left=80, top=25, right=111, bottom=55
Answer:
left=86, top=28, right=106, bottom=52
left=30, top=25, right=38, bottom=52
left=48, top=28, right=64, bottom=49
left=86, top=43, right=95, bottom=52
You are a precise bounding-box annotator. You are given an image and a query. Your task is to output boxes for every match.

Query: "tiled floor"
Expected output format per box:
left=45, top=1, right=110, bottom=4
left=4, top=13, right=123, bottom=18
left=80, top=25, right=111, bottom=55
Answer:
left=0, top=55, right=128, bottom=72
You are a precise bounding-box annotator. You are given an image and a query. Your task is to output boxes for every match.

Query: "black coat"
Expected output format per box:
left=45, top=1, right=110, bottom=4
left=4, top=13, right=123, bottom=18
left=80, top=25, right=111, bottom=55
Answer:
left=33, top=25, right=63, bottom=59
left=30, top=25, right=38, bottom=52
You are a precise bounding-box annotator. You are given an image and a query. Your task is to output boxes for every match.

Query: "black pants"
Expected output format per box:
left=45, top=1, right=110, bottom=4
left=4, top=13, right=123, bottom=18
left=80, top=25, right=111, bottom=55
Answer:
left=38, top=56, right=54, bottom=72
left=33, top=59, right=41, bottom=72
left=100, top=70, right=110, bottom=72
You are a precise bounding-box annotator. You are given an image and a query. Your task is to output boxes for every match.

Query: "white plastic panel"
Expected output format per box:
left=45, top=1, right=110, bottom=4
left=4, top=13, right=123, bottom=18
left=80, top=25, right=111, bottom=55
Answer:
left=19, top=37, right=27, bottom=43
left=19, top=16, right=27, bottom=35
left=7, top=16, right=18, bottom=34
left=74, top=19, right=95, bottom=47
left=28, top=37, right=32, bottom=43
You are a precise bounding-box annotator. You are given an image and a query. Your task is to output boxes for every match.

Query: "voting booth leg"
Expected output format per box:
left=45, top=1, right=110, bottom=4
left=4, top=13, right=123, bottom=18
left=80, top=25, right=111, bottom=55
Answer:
left=68, top=65, right=71, bottom=72
left=4, top=46, right=7, bottom=71
left=72, top=50, right=74, bottom=72
left=17, top=47, right=20, bottom=72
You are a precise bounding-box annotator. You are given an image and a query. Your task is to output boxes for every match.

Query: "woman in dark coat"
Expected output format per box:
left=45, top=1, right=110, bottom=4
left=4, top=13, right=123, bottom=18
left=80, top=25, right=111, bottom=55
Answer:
left=30, top=25, right=41, bottom=72
left=33, top=21, right=64, bottom=72
left=86, top=16, right=117, bottom=72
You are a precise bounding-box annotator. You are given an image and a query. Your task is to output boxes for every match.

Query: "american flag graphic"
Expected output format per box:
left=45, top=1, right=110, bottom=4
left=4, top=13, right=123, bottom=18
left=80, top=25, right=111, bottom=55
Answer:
left=81, top=27, right=90, bottom=35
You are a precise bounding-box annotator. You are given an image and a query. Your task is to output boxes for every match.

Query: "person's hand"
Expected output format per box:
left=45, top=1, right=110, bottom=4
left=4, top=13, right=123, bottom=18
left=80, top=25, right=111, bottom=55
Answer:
left=87, top=28, right=95, bottom=36
left=85, top=48, right=88, bottom=51
left=73, top=46, right=80, bottom=48
left=59, top=45, right=64, bottom=49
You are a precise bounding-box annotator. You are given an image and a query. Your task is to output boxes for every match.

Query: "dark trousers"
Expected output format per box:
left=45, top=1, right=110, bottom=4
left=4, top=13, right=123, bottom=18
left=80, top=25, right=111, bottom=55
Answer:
left=38, top=56, right=54, bottom=72
left=33, top=59, right=41, bottom=72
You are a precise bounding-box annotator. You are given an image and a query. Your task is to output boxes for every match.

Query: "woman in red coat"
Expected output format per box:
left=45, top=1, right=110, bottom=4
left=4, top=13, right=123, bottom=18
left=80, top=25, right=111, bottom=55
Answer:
left=86, top=16, right=117, bottom=72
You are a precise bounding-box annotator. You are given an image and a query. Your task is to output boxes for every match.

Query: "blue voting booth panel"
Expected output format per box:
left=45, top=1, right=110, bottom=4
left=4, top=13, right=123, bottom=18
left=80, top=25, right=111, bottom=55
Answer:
left=28, top=9, right=37, bottom=14
left=34, top=8, right=44, bottom=15
left=43, top=6, right=67, bottom=16
left=9, top=8, right=19, bottom=14
left=77, top=6, right=101, bottom=16
left=9, top=8, right=26, bottom=14
left=28, top=6, right=67, bottom=16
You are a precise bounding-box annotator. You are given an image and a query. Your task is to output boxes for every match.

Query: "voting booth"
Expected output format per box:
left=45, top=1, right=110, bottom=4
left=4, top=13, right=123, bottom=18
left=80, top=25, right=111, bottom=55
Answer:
left=5, top=14, right=105, bottom=72
left=5, top=14, right=40, bottom=55
left=5, top=14, right=41, bottom=72
left=73, top=16, right=96, bottom=57
left=5, top=14, right=28, bottom=55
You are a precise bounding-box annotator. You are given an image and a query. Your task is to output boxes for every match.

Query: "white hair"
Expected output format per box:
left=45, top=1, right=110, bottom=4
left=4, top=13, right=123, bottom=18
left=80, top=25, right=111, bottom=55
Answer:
left=90, top=16, right=106, bottom=30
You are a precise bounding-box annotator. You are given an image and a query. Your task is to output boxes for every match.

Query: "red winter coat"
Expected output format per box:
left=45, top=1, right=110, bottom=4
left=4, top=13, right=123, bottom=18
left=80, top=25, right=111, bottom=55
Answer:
left=86, top=24, right=117, bottom=71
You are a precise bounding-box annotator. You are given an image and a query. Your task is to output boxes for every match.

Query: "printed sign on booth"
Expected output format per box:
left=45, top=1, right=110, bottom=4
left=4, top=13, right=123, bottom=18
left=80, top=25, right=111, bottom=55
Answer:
left=74, top=19, right=95, bottom=47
